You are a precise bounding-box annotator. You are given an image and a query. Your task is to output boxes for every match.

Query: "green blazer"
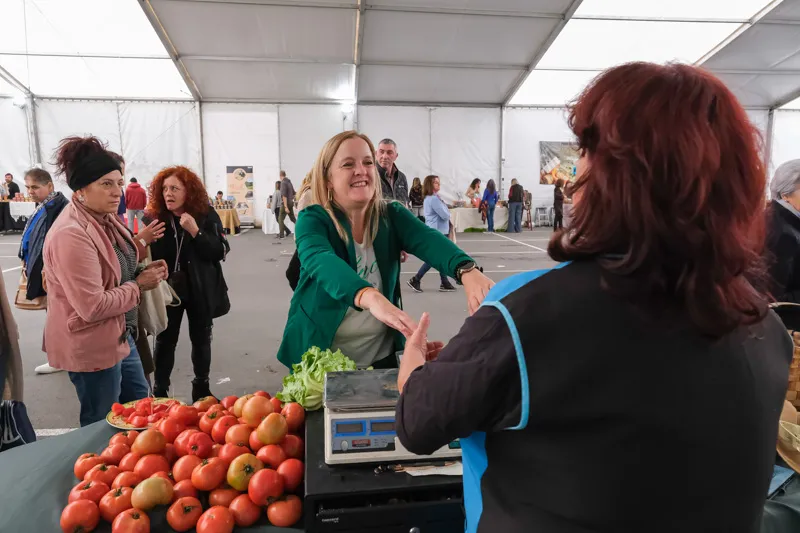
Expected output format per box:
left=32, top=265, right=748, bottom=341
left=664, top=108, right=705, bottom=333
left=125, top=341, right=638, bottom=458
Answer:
left=277, top=202, right=472, bottom=369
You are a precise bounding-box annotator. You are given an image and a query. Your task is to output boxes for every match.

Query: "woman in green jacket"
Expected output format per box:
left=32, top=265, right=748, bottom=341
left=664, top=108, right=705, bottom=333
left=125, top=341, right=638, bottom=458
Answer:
left=277, top=131, right=493, bottom=369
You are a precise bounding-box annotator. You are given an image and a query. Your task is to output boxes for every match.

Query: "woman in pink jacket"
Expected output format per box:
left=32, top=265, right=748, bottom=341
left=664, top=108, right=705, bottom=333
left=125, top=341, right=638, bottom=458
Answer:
left=44, top=136, right=168, bottom=426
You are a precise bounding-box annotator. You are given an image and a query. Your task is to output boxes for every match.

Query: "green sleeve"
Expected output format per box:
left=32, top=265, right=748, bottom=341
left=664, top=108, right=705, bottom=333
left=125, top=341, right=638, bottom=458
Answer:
left=296, top=207, right=371, bottom=308
left=388, top=203, right=473, bottom=278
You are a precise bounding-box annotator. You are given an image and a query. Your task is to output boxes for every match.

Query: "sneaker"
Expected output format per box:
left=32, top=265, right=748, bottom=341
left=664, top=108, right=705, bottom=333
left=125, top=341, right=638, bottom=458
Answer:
left=439, top=282, right=456, bottom=292
left=406, top=277, right=423, bottom=293
left=34, top=363, right=63, bottom=374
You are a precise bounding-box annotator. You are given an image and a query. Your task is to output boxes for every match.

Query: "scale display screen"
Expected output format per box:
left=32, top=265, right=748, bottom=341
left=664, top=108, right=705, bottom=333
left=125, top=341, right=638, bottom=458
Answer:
left=370, top=421, right=395, bottom=433
left=335, top=422, right=364, bottom=435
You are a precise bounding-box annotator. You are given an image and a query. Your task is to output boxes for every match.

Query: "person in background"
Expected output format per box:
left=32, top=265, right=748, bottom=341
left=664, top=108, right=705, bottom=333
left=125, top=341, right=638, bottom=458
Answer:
left=507, top=178, right=524, bottom=233
left=553, top=178, right=565, bottom=231
left=396, top=62, right=790, bottom=533
left=766, top=160, right=800, bottom=307
left=109, top=153, right=127, bottom=223
left=44, top=136, right=167, bottom=426
left=278, top=170, right=296, bottom=239
left=285, top=173, right=313, bottom=289
left=18, top=168, right=69, bottom=375
left=377, top=138, right=409, bottom=206
left=147, top=166, right=230, bottom=401
left=465, top=178, right=481, bottom=206
left=407, top=175, right=457, bottom=293
left=125, top=177, right=147, bottom=234
left=481, top=179, right=499, bottom=233
left=278, top=131, right=493, bottom=369
left=5, top=173, right=20, bottom=199
left=215, top=191, right=224, bottom=205
left=409, top=177, right=424, bottom=221
left=269, top=180, right=282, bottom=235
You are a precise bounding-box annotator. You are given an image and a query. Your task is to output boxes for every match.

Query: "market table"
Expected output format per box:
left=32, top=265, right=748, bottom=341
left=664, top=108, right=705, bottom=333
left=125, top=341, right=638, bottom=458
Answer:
left=0, top=201, right=33, bottom=232
left=215, top=207, right=241, bottom=235
left=0, top=421, right=303, bottom=533
left=449, top=206, right=508, bottom=232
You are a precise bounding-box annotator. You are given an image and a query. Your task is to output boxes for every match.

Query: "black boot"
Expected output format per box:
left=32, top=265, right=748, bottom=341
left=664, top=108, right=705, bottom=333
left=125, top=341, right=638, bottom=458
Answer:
left=192, top=379, right=214, bottom=403
left=152, top=341, right=176, bottom=398
left=190, top=327, right=214, bottom=402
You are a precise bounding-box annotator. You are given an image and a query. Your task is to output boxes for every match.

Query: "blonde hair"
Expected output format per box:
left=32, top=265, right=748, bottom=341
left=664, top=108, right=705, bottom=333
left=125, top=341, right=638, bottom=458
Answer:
left=309, top=131, right=385, bottom=244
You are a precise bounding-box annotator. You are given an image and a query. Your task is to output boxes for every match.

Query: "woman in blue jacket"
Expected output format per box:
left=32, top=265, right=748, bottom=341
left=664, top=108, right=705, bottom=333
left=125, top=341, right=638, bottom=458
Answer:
left=481, top=179, right=499, bottom=233
left=407, top=175, right=456, bottom=293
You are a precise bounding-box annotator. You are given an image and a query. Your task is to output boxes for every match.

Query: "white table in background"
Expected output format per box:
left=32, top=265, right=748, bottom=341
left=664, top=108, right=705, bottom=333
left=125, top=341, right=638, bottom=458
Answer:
left=449, top=206, right=508, bottom=233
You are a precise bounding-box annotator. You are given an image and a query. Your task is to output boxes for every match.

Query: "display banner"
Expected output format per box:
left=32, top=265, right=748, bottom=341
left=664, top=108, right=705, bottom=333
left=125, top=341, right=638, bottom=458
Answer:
left=539, top=142, right=579, bottom=185
left=226, top=165, right=255, bottom=224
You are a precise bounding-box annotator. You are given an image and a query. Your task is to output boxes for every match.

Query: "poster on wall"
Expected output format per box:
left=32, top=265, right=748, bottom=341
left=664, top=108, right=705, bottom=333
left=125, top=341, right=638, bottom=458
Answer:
left=539, top=142, right=579, bottom=185
left=226, top=165, right=255, bottom=224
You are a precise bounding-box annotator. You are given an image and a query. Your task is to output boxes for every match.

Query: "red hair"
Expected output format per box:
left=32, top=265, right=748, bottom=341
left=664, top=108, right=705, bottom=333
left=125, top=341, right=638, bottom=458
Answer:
left=549, top=62, right=768, bottom=337
left=146, top=166, right=209, bottom=221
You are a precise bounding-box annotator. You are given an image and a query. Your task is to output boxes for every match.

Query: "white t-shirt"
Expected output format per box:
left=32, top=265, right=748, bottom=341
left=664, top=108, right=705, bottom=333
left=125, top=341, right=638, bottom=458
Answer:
left=331, top=240, right=394, bottom=368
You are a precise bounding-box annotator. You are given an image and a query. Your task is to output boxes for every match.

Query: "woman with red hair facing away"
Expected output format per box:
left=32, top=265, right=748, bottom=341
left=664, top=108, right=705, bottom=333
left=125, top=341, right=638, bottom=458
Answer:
left=146, top=166, right=230, bottom=401
left=395, top=63, right=792, bottom=533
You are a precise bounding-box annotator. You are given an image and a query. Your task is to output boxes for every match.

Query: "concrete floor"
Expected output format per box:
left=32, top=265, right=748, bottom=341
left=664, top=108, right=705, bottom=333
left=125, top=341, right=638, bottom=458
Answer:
left=2, top=227, right=559, bottom=433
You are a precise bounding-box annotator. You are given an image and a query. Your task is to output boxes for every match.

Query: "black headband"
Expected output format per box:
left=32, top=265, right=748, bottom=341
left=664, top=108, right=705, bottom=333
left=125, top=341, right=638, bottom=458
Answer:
left=68, top=151, right=121, bottom=191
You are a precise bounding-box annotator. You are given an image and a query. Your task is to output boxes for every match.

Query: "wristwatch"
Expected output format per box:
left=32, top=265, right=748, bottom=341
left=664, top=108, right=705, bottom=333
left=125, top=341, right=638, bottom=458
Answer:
left=455, top=261, right=478, bottom=285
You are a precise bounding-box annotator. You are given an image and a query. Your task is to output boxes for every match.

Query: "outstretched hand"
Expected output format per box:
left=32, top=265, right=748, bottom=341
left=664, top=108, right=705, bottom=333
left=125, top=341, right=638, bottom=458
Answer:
left=398, top=312, right=444, bottom=392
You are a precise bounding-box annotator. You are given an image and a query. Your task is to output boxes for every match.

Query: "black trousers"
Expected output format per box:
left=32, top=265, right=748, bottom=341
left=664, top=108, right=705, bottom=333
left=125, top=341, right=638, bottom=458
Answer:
left=553, top=210, right=563, bottom=231
left=153, top=303, right=212, bottom=391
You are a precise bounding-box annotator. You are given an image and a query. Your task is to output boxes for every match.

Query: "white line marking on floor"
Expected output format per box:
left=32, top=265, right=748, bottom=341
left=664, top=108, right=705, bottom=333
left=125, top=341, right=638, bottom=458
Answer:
left=3, top=266, right=21, bottom=273
left=0, top=242, right=21, bottom=245
left=0, top=255, right=20, bottom=258
left=402, top=270, right=531, bottom=274
left=35, top=428, right=77, bottom=437
left=491, top=232, right=547, bottom=252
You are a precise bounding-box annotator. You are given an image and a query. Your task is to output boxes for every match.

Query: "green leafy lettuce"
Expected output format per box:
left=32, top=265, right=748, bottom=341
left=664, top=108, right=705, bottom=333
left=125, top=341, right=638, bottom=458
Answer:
left=276, top=346, right=357, bottom=410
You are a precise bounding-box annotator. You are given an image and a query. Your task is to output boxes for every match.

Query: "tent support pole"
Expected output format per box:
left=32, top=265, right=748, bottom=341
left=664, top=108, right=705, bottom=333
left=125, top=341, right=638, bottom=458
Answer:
left=198, top=101, right=207, bottom=184
left=499, top=107, right=505, bottom=198
left=765, top=108, right=775, bottom=178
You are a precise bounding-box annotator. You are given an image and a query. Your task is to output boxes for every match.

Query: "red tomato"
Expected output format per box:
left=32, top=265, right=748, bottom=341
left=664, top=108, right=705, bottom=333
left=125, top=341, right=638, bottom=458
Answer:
left=193, top=396, right=218, bottom=413
left=218, top=443, right=250, bottom=466
left=209, top=486, right=240, bottom=507
left=226, top=453, right=264, bottom=491
left=241, top=396, right=274, bottom=428
left=171, top=405, right=200, bottom=427
left=131, top=430, right=166, bottom=455
left=109, top=430, right=138, bottom=448
left=220, top=395, right=238, bottom=410
left=129, top=416, right=147, bottom=428
left=112, top=402, right=125, bottom=415
left=111, top=471, right=142, bottom=490
left=191, top=457, right=227, bottom=491
left=267, top=495, right=303, bottom=527
left=167, top=496, right=203, bottom=532
left=68, top=480, right=110, bottom=504
left=248, top=430, right=265, bottom=452
left=256, top=444, right=287, bottom=469
left=74, top=453, right=105, bottom=480
left=224, top=424, right=251, bottom=446
left=206, top=403, right=226, bottom=415
left=163, top=443, right=177, bottom=465
left=277, top=459, right=304, bottom=492
left=199, top=411, right=222, bottom=434
left=151, top=471, right=174, bottom=486
left=281, top=435, right=304, bottom=459
left=196, top=506, right=235, bottom=533
left=281, top=403, right=306, bottom=433
left=111, top=508, right=150, bottom=533
left=85, top=463, right=121, bottom=486
left=211, top=415, right=239, bottom=444
left=60, top=500, right=99, bottom=533
left=131, top=477, right=174, bottom=511
left=173, top=455, right=203, bottom=483
left=256, top=413, right=288, bottom=445
left=118, top=452, right=142, bottom=472
left=232, top=395, right=254, bottom=418
left=153, top=403, right=168, bottom=413
left=174, top=429, right=200, bottom=457
left=210, top=443, right=222, bottom=458
left=99, top=487, right=133, bottom=523
left=270, top=397, right=282, bottom=412
left=172, top=479, right=199, bottom=502
left=101, top=443, right=130, bottom=466
left=159, top=418, right=185, bottom=443
left=187, top=431, right=214, bottom=458
left=247, top=468, right=284, bottom=505
left=229, top=494, right=261, bottom=527
left=253, top=390, right=271, bottom=399
left=133, top=454, right=171, bottom=479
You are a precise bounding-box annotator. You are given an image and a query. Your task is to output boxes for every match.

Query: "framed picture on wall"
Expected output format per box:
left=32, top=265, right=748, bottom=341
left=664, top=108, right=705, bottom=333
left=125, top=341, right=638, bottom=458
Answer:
left=540, top=142, right=579, bottom=185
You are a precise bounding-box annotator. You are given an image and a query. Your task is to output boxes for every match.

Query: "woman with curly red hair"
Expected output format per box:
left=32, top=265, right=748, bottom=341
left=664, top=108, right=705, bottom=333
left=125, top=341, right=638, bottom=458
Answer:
left=396, top=63, right=792, bottom=533
left=146, top=166, right=230, bottom=401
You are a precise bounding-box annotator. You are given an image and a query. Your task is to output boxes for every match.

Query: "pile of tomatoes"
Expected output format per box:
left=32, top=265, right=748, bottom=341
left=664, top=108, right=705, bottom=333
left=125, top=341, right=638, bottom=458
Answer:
left=61, top=391, right=306, bottom=533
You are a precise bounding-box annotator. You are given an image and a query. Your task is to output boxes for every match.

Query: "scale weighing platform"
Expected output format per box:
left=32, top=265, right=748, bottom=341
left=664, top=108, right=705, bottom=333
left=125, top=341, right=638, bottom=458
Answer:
left=323, top=369, right=461, bottom=465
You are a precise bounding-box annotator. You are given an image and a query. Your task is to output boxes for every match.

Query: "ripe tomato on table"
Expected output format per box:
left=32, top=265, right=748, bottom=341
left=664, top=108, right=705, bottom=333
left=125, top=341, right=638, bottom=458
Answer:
left=111, top=471, right=142, bottom=489
left=60, top=500, right=100, bottom=533
left=174, top=428, right=200, bottom=456
left=109, top=430, right=138, bottom=448
left=209, top=486, right=240, bottom=507
left=159, top=418, right=185, bottom=443
left=281, top=403, right=306, bottom=433
left=224, top=424, right=251, bottom=446
left=211, top=415, right=239, bottom=444
left=199, top=410, right=222, bottom=434
left=256, top=444, right=287, bottom=469
left=191, top=457, right=227, bottom=491
left=74, top=453, right=105, bottom=480
left=218, top=443, right=250, bottom=466
left=101, top=443, right=130, bottom=466
left=118, top=452, right=142, bottom=472
left=99, top=486, right=133, bottom=522
left=85, top=463, right=121, bottom=486
left=220, top=395, right=238, bottom=410
left=133, top=454, right=170, bottom=479
left=112, top=508, right=150, bottom=533
left=173, top=455, right=203, bottom=482
left=170, top=405, right=200, bottom=426
left=281, top=434, right=304, bottom=459
left=131, top=429, right=166, bottom=455
left=196, top=505, right=235, bottom=533
left=227, top=453, right=264, bottom=491
left=187, top=432, right=214, bottom=458
left=173, top=479, right=199, bottom=501
left=229, top=494, right=261, bottom=527
left=68, top=480, right=110, bottom=504
left=277, top=458, right=304, bottom=492
left=167, top=496, right=203, bottom=532
left=267, top=495, right=303, bottom=527
left=247, top=468, right=284, bottom=505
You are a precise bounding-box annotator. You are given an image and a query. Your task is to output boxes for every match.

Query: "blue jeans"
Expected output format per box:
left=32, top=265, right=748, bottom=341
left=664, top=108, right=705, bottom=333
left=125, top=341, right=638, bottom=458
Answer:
left=487, top=204, right=496, bottom=232
left=508, top=202, right=523, bottom=232
left=68, top=335, right=150, bottom=426
left=416, top=262, right=448, bottom=285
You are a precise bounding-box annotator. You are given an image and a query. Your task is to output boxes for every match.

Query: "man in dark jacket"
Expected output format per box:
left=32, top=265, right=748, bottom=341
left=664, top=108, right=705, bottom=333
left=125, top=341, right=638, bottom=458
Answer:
left=125, top=178, right=147, bottom=233
left=377, top=138, right=409, bottom=206
left=5, top=173, right=20, bottom=199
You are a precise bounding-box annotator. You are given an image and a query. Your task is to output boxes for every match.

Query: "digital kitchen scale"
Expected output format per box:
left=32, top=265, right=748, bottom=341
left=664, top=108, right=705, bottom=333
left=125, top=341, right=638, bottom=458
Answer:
left=323, top=369, right=461, bottom=465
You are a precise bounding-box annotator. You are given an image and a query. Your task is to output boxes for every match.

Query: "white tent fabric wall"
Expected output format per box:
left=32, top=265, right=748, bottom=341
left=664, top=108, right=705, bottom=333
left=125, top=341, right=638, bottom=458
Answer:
left=278, top=105, right=354, bottom=187
left=117, top=102, right=201, bottom=188
left=201, top=103, right=280, bottom=225
left=0, top=99, right=33, bottom=182
left=503, top=108, right=574, bottom=209
left=357, top=105, right=431, bottom=189
left=771, top=111, right=800, bottom=174
left=430, top=107, right=500, bottom=204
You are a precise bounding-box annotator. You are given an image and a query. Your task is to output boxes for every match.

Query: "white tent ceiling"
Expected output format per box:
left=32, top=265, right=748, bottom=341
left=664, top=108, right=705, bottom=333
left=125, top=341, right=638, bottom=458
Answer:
left=0, top=0, right=798, bottom=109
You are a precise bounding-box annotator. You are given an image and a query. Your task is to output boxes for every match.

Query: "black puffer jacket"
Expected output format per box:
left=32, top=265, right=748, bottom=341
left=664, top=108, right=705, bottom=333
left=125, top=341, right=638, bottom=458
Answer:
left=766, top=200, right=800, bottom=304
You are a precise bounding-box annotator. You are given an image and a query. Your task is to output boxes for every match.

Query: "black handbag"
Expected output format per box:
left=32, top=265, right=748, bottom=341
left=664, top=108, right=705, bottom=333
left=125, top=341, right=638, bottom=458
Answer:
left=0, top=400, right=36, bottom=452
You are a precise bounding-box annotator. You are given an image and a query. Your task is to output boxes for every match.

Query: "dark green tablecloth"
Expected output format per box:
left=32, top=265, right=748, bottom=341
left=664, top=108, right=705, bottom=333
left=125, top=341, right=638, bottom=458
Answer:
left=0, top=421, right=303, bottom=532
